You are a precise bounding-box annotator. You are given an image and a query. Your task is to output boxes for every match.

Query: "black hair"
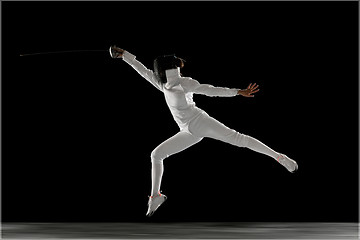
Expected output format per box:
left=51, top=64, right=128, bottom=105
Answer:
left=153, top=54, right=183, bottom=84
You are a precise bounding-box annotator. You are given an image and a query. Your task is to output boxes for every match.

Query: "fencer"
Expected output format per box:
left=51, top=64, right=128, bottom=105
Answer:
left=109, top=46, right=298, bottom=217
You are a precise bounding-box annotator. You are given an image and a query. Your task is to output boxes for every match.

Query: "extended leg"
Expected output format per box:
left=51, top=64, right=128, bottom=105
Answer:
left=189, top=113, right=279, bottom=159
left=188, top=113, right=297, bottom=172
left=150, top=131, right=202, bottom=197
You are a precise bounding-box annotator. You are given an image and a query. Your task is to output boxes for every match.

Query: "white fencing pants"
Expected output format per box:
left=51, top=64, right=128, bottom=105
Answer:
left=150, top=112, right=280, bottom=196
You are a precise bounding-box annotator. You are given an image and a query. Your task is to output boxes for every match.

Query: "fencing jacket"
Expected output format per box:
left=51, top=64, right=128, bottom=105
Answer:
left=122, top=51, right=239, bottom=131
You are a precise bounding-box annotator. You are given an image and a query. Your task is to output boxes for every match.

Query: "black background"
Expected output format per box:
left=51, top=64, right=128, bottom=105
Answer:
left=2, top=1, right=358, bottom=223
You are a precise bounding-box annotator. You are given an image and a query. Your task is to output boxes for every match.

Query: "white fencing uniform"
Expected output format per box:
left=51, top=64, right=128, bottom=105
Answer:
left=122, top=51, right=280, bottom=196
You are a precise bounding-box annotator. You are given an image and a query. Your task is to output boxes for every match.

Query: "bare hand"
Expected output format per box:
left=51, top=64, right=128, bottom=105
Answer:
left=238, top=83, right=260, bottom=97
left=110, top=45, right=125, bottom=58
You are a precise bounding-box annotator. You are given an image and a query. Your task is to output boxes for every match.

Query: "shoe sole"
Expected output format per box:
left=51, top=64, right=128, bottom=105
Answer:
left=146, top=196, right=167, bottom=217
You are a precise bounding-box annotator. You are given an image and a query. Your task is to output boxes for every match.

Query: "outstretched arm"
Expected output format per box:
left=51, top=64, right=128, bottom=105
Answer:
left=184, top=78, right=259, bottom=97
left=110, top=46, right=163, bottom=92
left=182, top=78, right=238, bottom=97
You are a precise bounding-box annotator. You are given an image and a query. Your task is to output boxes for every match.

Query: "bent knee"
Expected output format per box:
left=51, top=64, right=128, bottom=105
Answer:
left=151, top=148, right=168, bottom=164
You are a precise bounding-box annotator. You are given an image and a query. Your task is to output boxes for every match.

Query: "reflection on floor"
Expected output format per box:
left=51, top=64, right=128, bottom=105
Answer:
left=2, top=222, right=358, bottom=239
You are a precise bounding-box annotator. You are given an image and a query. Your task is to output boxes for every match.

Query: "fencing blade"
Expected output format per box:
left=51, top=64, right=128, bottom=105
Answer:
left=20, top=49, right=107, bottom=57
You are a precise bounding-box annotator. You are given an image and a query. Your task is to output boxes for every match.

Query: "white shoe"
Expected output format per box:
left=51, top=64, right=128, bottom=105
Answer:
left=277, top=154, right=298, bottom=173
left=146, top=193, right=167, bottom=217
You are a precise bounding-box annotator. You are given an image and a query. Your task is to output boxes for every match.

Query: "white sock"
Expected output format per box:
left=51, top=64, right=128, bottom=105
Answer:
left=246, top=135, right=280, bottom=160
left=151, top=162, right=163, bottom=197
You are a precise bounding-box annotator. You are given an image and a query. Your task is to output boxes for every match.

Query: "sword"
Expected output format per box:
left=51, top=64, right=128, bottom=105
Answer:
left=20, top=49, right=107, bottom=57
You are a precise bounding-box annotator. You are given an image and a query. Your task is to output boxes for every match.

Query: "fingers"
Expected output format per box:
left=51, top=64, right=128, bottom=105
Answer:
left=251, top=88, right=260, bottom=94
left=244, top=83, right=260, bottom=97
left=252, top=84, right=259, bottom=90
left=114, top=47, right=124, bottom=53
left=247, top=83, right=259, bottom=90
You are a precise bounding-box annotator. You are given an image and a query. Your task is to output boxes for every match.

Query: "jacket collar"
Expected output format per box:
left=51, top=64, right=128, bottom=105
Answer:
left=165, top=68, right=181, bottom=88
left=165, top=67, right=181, bottom=78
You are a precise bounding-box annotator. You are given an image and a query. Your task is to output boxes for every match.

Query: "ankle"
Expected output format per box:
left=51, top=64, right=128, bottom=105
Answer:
left=150, top=191, right=162, bottom=198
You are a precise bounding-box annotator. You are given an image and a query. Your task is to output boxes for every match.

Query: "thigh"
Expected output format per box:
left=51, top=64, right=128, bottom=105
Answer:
left=189, top=113, right=238, bottom=141
left=152, top=131, right=203, bottom=161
